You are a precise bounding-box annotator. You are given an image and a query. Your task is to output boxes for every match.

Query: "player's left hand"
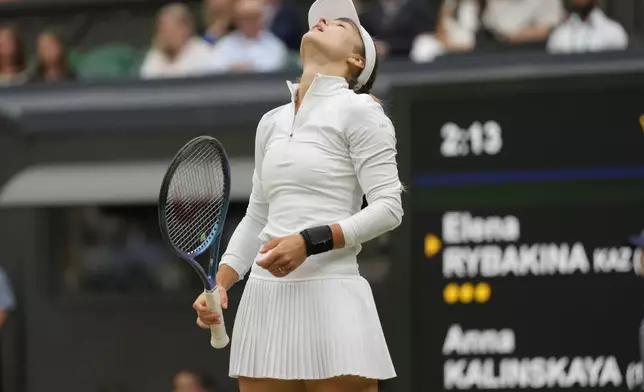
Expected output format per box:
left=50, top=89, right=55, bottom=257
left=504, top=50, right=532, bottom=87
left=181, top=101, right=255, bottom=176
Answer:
left=256, top=235, right=307, bottom=277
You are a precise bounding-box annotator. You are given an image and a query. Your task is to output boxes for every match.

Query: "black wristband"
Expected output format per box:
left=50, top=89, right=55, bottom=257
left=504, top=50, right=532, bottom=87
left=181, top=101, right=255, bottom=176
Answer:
left=300, top=225, right=334, bottom=257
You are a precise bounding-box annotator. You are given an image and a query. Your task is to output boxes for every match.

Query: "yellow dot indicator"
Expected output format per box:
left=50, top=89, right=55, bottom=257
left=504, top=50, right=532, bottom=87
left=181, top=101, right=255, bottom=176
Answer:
left=474, top=282, right=491, bottom=303
left=424, top=234, right=442, bottom=258
left=443, top=283, right=459, bottom=304
left=640, top=115, right=644, bottom=132
left=460, top=283, right=474, bottom=304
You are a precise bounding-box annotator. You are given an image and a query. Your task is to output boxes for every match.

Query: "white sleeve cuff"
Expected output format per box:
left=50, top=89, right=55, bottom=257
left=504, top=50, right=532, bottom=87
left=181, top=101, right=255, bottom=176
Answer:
left=219, top=256, right=250, bottom=282
left=337, top=197, right=403, bottom=249
left=338, top=219, right=358, bottom=249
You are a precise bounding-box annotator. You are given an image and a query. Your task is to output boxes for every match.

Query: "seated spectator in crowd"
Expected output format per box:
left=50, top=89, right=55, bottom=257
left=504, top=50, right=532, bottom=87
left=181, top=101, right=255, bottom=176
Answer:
left=0, top=26, right=27, bottom=86
left=359, top=0, right=435, bottom=59
left=410, top=0, right=478, bottom=63
left=30, top=30, right=76, bottom=83
left=0, top=265, right=15, bottom=331
left=209, top=0, right=287, bottom=74
left=547, top=0, right=628, bottom=54
left=0, top=264, right=14, bottom=388
left=173, top=370, right=215, bottom=392
left=202, top=0, right=235, bottom=45
left=263, top=0, right=305, bottom=51
left=140, top=3, right=212, bottom=79
left=481, top=0, right=564, bottom=45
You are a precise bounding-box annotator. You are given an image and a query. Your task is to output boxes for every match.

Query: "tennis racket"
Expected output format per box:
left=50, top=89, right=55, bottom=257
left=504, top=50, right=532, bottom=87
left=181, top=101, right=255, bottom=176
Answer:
left=158, top=136, right=231, bottom=349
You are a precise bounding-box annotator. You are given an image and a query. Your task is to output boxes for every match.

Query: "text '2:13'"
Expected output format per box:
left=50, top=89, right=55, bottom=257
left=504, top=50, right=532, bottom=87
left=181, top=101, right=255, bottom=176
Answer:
left=440, top=121, right=503, bottom=158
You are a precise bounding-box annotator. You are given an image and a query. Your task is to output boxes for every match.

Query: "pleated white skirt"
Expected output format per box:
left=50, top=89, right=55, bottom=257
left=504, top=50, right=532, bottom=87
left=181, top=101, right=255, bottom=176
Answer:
left=229, top=276, right=396, bottom=380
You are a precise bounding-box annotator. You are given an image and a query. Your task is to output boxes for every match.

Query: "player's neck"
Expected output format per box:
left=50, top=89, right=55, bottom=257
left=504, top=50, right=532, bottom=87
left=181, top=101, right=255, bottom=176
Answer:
left=297, top=64, right=346, bottom=109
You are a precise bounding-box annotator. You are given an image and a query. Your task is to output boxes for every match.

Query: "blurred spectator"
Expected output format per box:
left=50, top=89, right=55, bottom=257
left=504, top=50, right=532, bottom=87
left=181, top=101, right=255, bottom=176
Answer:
left=0, top=26, right=27, bottom=86
left=359, top=0, right=435, bottom=59
left=410, top=0, right=478, bottom=63
left=263, top=0, right=305, bottom=51
left=0, top=266, right=14, bottom=392
left=202, top=0, right=235, bottom=45
left=631, top=231, right=644, bottom=275
left=481, top=0, right=564, bottom=45
left=173, top=370, right=215, bottom=392
left=209, top=0, right=287, bottom=74
left=0, top=266, right=14, bottom=330
left=632, top=231, right=644, bottom=378
left=140, top=3, right=212, bottom=79
left=30, top=30, right=76, bottom=83
left=547, top=0, right=628, bottom=54
left=64, top=206, right=189, bottom=294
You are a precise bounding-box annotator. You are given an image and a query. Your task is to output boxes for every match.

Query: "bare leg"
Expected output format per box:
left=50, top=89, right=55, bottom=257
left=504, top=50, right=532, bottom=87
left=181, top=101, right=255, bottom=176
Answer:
left=305, top=376, right=378, bottom=392
left=239, top=377, right=306, bottom=392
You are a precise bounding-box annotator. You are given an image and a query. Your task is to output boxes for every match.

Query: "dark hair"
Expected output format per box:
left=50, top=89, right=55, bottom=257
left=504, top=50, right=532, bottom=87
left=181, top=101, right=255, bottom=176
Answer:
left=338, top=18, right=380, bottom=97
left=32, top=29, right=75, bottom=81
left=349, top=43, right=380, bottom=96
left=0, top=26, right=26, bottom=73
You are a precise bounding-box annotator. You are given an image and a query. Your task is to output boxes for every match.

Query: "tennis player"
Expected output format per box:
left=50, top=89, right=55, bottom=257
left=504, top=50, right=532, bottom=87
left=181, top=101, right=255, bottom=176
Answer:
left=193, top=0, right=403, bottom=390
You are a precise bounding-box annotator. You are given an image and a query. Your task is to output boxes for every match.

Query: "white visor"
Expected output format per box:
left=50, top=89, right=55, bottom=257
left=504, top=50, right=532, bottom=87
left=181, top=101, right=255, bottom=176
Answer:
left=308, top=0, right=377, bottom=90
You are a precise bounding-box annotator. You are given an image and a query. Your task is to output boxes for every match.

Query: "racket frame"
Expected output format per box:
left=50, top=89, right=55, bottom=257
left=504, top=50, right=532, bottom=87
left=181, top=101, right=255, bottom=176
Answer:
left=158, top=136, right=232, bottom=348
left=158, top=135, right=232, bottom=292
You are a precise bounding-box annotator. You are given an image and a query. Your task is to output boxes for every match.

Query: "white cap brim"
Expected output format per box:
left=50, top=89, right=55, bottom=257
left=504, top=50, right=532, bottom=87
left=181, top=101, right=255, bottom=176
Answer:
left=308, top=0, right=376, bottom=90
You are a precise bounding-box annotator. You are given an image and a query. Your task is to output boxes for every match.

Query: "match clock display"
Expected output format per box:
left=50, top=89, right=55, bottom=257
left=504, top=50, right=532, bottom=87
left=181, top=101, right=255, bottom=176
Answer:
left=406, top=73, right=644, bottom=392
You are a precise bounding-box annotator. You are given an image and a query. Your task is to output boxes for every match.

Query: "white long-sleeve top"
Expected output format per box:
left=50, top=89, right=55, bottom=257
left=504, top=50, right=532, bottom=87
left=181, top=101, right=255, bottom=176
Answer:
left=220, top=74, right=404, bottom=281
left=140, top=38, right=212, bottom=79
left=547, top=8, right=628, bottom=54
left=208, top=31, right=288, bottom=74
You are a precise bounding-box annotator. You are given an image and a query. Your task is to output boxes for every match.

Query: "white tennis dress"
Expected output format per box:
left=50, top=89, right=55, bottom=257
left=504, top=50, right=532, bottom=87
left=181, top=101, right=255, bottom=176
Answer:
left=220, top=74, right=403, bottom=380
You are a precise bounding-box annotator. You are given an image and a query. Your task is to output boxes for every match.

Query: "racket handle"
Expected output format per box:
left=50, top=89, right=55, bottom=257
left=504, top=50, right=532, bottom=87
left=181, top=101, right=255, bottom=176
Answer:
left=204, top=289, right=230, bottom=349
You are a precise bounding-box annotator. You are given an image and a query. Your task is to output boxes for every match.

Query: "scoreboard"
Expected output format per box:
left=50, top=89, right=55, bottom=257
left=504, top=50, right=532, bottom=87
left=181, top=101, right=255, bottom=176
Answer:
left=404, top=71, right=644, bottom=392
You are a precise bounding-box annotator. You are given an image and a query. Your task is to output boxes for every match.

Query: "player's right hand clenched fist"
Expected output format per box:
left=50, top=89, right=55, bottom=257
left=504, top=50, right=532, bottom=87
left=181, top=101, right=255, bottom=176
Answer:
left=193, top=287, right=228, bottom=329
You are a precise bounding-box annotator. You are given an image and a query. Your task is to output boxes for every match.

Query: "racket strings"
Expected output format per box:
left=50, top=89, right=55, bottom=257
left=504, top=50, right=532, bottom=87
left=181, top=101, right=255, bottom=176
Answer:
left=166, top=160, right=223, bottom=247
left=166, top=161, right=224, bottom=252
left=165, top=143, right=227, bottom=255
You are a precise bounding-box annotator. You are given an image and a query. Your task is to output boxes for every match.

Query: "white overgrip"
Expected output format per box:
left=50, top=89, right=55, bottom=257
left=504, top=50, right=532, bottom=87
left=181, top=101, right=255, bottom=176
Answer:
left=204, top=288, right=230, bottom=349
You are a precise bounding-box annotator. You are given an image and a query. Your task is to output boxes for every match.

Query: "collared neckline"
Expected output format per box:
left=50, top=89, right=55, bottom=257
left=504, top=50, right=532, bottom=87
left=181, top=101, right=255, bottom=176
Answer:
left=568, top=8, right=605, bottom=26
left=286, top=74, right=349, bottom=103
